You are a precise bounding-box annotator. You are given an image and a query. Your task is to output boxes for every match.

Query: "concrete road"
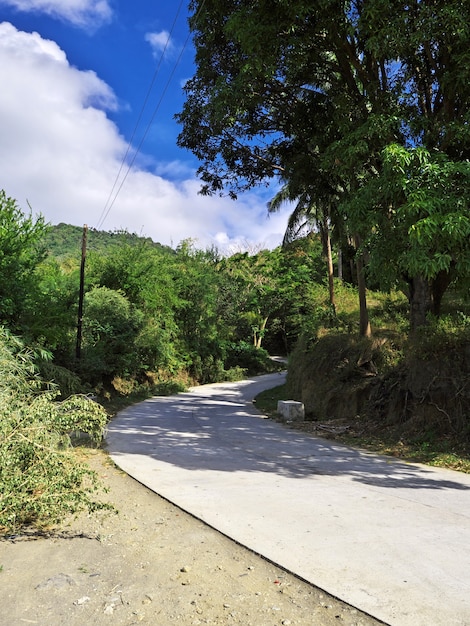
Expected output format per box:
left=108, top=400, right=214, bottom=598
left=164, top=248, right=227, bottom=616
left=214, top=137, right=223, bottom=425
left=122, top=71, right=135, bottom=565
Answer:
left=106, top=373, right=470, bottom=626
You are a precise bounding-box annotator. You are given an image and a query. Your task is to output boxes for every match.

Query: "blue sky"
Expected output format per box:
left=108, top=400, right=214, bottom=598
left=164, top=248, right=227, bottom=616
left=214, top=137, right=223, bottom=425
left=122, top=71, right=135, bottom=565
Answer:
left=0, top=0, right=290, bottom=249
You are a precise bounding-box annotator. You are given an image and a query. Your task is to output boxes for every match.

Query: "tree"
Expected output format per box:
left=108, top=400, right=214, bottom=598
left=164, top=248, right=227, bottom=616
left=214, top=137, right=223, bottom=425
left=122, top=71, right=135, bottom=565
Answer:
left=80, top=287, right=144, bottom=383
left=21, top=256, right=79, bottom=360
left=268, top=185, right=338, bottom=316
left=178, top=0, right=402, bottom=197
left=88, top=240, right=183, bottom=376
left=0, top=191, right=48, bottom=329
left=219, top=249, right=283, bottom=349
left=88, top=238, right=176, bottom=313
left=169, top=241, right=228, bottom=381
left=177, top=0, right=470, bottom=331
left=266, top=237, right=329, bottom=352
left=218, top=241, right=326, bottom=353
left=177, top=0, right=394, bottom=336
left=345, top=145, right=470, bottom=331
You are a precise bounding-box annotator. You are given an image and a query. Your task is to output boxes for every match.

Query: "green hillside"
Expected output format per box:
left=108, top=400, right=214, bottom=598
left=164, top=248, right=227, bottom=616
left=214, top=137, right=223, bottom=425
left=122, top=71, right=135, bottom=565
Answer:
left=43, top=223, right=170, bottom=260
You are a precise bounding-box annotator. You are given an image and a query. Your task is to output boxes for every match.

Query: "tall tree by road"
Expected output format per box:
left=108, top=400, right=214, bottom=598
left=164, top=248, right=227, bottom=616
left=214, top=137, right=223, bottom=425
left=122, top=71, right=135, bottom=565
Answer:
left=177, top=0, right=470, bottom=332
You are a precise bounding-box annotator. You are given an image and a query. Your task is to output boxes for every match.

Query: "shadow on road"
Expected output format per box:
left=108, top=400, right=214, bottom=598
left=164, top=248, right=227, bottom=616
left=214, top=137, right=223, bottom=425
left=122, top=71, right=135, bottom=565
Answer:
left=107, top=377, right=470, bottom=493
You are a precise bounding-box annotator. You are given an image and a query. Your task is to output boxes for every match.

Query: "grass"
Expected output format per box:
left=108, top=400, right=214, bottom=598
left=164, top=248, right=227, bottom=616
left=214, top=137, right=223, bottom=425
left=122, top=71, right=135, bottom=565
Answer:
left=338, top=432, right=470, bottom=473
left=255, top=384, right=470, bottom=474
left=253, top=383, right=288, bottom=414
left=98, top=380, right=188, bottom=419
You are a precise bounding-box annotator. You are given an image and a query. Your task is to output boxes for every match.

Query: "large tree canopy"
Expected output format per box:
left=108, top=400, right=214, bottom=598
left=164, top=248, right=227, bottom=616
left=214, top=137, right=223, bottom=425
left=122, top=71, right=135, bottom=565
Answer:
left=178, top=0, right=470, bottom=187
left=177, top=0, right=470, bottom=330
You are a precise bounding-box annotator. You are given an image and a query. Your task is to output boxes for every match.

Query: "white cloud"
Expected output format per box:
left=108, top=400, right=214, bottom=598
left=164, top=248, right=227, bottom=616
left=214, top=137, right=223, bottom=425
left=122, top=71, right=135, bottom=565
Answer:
left=0, top=22, right=289, bottom=250
left=153, top=160, right=196, bottom=180
left=145, top=30, right=174, bottom=58
left=0, top=0, right=112, bottom=27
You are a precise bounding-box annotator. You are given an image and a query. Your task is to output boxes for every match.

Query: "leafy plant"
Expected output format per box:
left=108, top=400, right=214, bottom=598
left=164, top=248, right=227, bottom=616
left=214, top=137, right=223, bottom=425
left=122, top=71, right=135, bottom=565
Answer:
left=38, top=361, right=86, bottom=398
left=0, top=191, right=48, bottom=329
left=0, top=328, right=111, bottom=534
left=224, top=341, right=280, bottom=376
left=80, top=287, right=144, bottom=383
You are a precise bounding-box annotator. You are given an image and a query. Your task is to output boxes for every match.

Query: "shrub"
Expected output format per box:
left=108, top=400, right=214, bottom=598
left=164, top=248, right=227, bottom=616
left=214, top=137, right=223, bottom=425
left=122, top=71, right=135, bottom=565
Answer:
left=189, top=353, right=227, bottom=384
left=0, top=328, right=111, bottom=534
left=224, top=341, right=279, bottom=376
left=79, top=287, right=144, bottom=383
left=410, top=312, right=470, bottom=359
left=38, top=361, right=87, bottom=398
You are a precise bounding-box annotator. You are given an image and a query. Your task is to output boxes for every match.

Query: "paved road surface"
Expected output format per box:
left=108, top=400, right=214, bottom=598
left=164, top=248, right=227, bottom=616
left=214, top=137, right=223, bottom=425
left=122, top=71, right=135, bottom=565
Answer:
left=106, top=373, right=470, bottom=626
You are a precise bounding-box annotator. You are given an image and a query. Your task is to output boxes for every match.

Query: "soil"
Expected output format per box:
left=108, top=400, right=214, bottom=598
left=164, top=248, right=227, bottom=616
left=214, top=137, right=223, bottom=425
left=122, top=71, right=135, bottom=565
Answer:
left=0, top=449, right=382, bottom=626
left=287, top=332, right=470, bottom=442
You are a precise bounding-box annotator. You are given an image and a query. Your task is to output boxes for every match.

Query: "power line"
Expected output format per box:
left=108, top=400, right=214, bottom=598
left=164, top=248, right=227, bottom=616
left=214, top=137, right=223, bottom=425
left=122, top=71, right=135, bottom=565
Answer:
left=96, top=33, right=196, bottom=230
left=95, top=0, right=186, bottom=230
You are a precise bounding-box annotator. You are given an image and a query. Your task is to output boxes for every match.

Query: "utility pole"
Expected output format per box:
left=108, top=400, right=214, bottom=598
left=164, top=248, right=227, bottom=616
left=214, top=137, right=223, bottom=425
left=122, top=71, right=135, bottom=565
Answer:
left=76, top=224, right=88, bottom=360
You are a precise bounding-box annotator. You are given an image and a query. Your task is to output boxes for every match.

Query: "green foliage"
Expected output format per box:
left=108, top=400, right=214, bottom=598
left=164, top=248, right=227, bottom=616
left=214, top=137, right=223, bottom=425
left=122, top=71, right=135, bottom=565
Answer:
left=43, top=223, right=169, bottom=261
left=223, top=365, right=249, bottom=382
left=345, top=146, right=470, bottom=289
left=0, top=328, right=110, bottom=534
left=179, top=1, right=470, bottom=331
left=409, top=312, right=470, bottom=360
left=80, top=287, right=144, bottom=383
left=218, top=249, right=282, bottom=348
left=189, top=354, right=227, bottom=384
left=133, top=317, right=181, bottom=375
left=88, top=239, right=175, bottom=310
left=284, top=286, right=470, bottom=447
left=37, top=224, right=330, bottom=388
left=169, top=241, right=231, bottom=378
left=38, top=361, right=86, bottom=398
left=87, top=240, right=184, bottom=376
left=224, top=341, right=280, bottom=376
left=32, top=220, right=348, bottom=387
left=98, top=376, right=189, bottom=417
left=218, top=239, right=327, bottom=353
left=27, top=393, right=108, bottom=445
left=0, top=191, right=48, bottom=328
left=22, top=256, right=79, bottom=355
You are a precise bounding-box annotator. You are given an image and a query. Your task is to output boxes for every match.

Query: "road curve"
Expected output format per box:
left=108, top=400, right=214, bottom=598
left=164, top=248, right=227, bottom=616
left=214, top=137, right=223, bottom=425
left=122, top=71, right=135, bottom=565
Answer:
left=106, top=373, right=470, bottom=626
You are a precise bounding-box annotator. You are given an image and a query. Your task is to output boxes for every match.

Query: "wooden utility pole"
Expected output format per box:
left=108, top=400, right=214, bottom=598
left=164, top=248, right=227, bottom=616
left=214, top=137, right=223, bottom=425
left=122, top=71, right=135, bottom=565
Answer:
left=75, top=224, right=88, bottom=360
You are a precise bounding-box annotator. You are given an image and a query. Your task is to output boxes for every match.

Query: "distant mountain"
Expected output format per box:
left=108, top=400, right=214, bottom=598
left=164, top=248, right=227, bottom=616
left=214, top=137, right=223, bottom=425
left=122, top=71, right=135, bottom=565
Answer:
left=43, top=223, right=170, bottom=260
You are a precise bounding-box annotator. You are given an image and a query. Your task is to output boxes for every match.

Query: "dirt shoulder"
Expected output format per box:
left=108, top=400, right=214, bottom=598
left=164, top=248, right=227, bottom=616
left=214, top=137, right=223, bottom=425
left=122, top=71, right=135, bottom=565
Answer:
left=1, top=449, right=382, bottom=626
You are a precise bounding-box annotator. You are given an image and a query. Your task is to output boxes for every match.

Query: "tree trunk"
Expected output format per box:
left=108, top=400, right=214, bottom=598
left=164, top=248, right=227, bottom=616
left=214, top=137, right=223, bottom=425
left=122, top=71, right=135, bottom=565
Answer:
left=337, top=246, right=343, bottom=281
left=325, top=225, right=336, bottom=315
left=320, top=216, right=336, bottom=315
left=409, top=275, right=432, bottom=333
left=354, top=235, right=371, bottom=338
left=254, top=316, right=269, bottom=348
left=431, top=267, right=454, bottom=316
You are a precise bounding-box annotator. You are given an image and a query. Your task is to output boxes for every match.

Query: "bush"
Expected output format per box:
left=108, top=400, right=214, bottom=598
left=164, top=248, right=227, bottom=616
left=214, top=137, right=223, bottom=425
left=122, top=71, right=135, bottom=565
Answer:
left=0, top=328, right=111, bottom=534
left=79, top=287, right=144, bottom=383
left=224, top=341, right=279, bottom=376
left=189, top=353, right=227, bottom=384
left=410, top=312, right=470, bottom=359
left=38, top=361, right=87, bottom=398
